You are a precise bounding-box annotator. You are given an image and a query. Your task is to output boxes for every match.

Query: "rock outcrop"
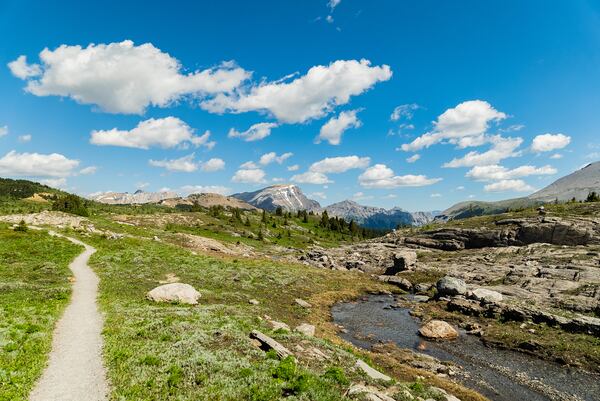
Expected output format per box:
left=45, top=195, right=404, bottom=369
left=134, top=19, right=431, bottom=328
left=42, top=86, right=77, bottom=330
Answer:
left=405, top=217, right=600, bottom=250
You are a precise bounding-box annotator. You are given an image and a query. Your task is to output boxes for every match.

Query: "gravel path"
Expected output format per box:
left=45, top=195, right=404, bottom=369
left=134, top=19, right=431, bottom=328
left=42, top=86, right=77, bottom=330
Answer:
left=29, top=234, right=109, bottom=401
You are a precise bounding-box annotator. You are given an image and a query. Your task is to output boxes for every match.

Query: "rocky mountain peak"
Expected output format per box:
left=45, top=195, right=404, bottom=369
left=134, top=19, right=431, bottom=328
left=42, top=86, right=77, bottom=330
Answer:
left=232, top=184, right=320, bottom=212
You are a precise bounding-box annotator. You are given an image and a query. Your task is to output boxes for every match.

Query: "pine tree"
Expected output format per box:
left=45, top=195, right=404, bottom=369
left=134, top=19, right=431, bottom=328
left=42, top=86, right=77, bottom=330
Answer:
left=320, top=210, right=329, bottom=227
left=261, top=210, right=267, bottom=223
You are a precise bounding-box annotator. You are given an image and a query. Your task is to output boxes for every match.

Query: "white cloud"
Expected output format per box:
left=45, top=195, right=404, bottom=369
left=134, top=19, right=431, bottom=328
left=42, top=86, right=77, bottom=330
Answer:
left=272, top=177, right=285, bottom=183
left=136, top=182, right=150, bottom=189
left=18, top=134, right=32, bottom=142
left=291, top=171, right=332, bottom=185
left=382, top=194, right=397, bottom=199
left=550, top=153, right=563, bottom=159
left=531, top=133, right=571, bottom=153
left=358, top=164, right=441, bottom=188
left=79, top=166, right=97, bottom=175
left=240, top=161, right=259, bottom=169
left=7, top=56, right=41, bottom=79
left=0, top=126, right=7, bottom=137
left=310, top=191, right=327, bottom=199
left=401, top=100, right=506, bottom=151
left=232, top=168, right=267, bottom=184
left=259, top=151, right=293, bottom=165
left=443, top=135, right=523, bottom=168
left=287, top=164, right=300, bottom=171
left=149, top=154, right=198, bottom=172
left=41, top=177, right=67, bottom=188
left=484, top=179, right=534, bottom=193
left=352, top=191, right=374, bottom=201
left=406, top=154, right=420, bottom=163
left=9, top=40, right=249, bottom=114
left=309, top=155, right=370, bottom=173
left=328, top=0, right=341, bottom=11
left=326, top=15, right=334, bottom=23
left=315, top=109, right=362, bottom=145
left=0, top=150, right=79, bottom=177
left=456, top=186, right=465, bottom=190
left=201, top=158, right=225, bottom=172
left=180, top=185, right=231, bottom=196
left=430, top=193, right=442, bottom=198
left=466, top=164, right=556, bottom=181
left=90, top=117, right=213, bottom=150
left=390, top=103, right=419, bottom=121
left=228, top=122, right=278, bottom=142
left=202, top=59, right=391, bottom=123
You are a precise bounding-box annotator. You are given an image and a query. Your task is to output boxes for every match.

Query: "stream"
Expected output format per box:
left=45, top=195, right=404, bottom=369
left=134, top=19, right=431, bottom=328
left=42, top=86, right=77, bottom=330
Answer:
left=331, top=294, right=600, bottom=401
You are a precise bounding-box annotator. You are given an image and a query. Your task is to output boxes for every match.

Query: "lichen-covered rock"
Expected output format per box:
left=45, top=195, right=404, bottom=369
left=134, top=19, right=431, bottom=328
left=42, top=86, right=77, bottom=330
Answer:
left=146, top=283, right=201, bottom=305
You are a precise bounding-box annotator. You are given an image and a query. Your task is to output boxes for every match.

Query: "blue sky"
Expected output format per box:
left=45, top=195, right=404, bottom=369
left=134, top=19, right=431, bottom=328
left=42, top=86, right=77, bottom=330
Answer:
left=1, top=0, right=599, bottom=211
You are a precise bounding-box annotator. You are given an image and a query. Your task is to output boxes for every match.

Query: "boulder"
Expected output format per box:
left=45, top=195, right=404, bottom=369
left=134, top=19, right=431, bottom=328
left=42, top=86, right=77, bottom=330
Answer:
left=419, top=320, right=459, bottom=340
left=471, top=288, right=503, bottom=303
left=384, top=250, right=417, bottom=274
left=146, top=283, right=201, bottom=305
left=436, top=276, right=467, bottom=297
left=295, top=323, right=315, bottom=337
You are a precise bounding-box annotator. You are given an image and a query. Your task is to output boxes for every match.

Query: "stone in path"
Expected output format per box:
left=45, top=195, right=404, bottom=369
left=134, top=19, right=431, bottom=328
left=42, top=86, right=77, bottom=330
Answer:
left=29, top=235, right=108, bottom=401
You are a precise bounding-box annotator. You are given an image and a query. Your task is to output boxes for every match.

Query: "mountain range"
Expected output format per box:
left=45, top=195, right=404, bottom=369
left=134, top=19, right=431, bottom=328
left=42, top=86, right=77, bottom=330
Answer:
left=85, top=161, right=600, bottom=226
left=436, top=161, right=600, bottom=221
left=322, top=200, right=438, bottom=228
left=89, top=189, right=178, bottom=205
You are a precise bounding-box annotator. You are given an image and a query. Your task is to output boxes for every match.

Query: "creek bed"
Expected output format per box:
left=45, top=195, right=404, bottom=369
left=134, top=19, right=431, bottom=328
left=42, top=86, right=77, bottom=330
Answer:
left=332, top=294, right=600, bottom=401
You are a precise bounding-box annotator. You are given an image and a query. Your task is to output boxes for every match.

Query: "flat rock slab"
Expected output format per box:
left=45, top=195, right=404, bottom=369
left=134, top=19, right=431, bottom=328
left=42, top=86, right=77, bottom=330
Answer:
left=355, top=359, right=392, bottom=382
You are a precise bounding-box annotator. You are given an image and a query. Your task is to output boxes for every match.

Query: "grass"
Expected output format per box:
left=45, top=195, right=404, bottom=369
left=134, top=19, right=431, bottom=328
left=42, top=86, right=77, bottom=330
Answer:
left=84, top=234, right=384, bottom=400
left=78, top=232, right=484, bottom=400
left=0, top=225, right=82, bottom=401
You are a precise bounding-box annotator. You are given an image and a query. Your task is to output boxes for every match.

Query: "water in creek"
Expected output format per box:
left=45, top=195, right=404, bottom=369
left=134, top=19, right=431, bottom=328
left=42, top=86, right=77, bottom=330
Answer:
left=331, top=294, right=600, bottom=401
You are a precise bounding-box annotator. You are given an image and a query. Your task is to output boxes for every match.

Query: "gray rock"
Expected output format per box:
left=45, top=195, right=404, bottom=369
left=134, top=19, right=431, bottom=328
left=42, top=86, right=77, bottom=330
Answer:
left=269, top=320, right=290, bottom=332
left=471, top=288, right=503, bottom=303
left=295, top=323, right=316, bottom=337
left=385, top=250, right=417, bottom=274
left=436, top=276, right=467, bottom=297
left=379, top=275, right=413, bottom=291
